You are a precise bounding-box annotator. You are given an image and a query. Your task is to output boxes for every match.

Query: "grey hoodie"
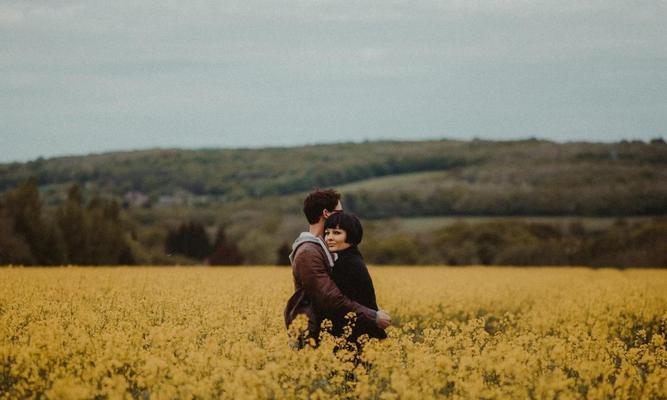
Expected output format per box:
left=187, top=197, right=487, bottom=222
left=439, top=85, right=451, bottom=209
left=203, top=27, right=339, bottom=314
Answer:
left=288, top=232, right=337, bottom=268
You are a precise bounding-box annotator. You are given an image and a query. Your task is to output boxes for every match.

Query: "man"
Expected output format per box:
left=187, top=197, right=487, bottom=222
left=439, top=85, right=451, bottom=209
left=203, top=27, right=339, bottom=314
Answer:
left=284, top=189, right=391, bottom=346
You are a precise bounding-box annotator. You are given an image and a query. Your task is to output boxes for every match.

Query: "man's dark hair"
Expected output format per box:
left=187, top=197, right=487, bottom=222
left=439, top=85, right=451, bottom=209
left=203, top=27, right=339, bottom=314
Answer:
left=303, top=189, right=341, bottom=224
left=324, top=212, right=363, bottom=246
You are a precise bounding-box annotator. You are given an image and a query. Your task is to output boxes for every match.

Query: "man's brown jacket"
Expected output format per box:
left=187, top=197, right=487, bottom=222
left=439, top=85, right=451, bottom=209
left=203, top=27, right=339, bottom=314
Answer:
left=284, top=234, right=377, bottom=340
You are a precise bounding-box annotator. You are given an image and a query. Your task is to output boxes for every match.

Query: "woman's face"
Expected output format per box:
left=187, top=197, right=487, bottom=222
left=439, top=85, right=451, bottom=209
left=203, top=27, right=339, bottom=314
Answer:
left=325, top=226, right=351, bottom=252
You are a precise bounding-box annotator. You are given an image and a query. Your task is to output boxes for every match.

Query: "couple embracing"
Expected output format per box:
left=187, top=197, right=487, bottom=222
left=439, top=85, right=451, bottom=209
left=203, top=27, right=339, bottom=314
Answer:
left=284, top=189, right=391, bottom=348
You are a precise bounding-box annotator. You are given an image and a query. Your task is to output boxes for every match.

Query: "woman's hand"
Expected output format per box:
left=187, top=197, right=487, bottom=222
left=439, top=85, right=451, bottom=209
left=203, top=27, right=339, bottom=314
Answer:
left=375, top=309, right=391, bottom=329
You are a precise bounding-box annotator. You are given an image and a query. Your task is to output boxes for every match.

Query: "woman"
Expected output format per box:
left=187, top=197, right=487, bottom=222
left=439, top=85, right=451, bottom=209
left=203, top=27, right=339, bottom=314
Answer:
left=323, top=212, right=387, bottom=343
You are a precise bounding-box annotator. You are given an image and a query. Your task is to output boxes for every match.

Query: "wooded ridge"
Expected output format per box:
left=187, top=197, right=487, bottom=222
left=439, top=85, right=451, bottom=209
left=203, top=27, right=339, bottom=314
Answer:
left=1, top=138, right=665, bottom=217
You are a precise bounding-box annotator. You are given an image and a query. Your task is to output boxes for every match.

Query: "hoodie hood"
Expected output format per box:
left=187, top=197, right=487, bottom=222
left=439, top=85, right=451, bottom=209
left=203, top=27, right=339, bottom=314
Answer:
left=288, top=232, right=337, bottom=268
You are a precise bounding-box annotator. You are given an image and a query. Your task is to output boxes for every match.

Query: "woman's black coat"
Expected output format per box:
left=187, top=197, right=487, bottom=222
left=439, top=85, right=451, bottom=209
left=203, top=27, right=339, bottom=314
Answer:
left=324, top=246, right=387, bottom=342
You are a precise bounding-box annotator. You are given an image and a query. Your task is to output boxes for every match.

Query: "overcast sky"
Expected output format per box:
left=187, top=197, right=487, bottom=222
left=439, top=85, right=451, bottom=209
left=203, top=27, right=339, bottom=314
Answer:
left=1, top=0, right=666, bottom=162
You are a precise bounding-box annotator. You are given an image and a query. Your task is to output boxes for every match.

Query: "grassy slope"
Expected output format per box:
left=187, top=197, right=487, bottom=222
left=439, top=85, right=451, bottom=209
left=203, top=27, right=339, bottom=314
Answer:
left=2, top=138, right=666, bottom=226
left=368, top=215, right=663, bottom=234
left=1, top=139, right=665, bottom=200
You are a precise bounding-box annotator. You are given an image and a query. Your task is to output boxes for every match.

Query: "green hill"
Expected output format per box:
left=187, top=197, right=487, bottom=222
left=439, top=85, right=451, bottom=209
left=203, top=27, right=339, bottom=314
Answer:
left=1, top=138, right=666, bottom=217
left=1, top=138, right=666, bottom=266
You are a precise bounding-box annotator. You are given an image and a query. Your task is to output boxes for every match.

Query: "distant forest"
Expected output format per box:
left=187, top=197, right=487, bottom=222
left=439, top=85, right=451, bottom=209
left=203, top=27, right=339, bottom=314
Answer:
left=1, top=138, right=666, bottom=267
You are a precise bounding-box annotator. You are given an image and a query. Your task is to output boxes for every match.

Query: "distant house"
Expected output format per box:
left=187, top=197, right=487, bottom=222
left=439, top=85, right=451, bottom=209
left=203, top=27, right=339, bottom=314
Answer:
left=157, top=194, right=185, bottom=206
left=124, top=191, right=150, bottom=207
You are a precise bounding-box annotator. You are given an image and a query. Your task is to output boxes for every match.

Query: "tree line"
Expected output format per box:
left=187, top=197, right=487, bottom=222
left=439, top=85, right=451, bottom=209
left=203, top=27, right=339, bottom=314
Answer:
left=361, top=219, right=667, bottom=267
left=0, top=179, right=133, bottom=265
left=165, top=222, right=244, bottom=265
left=1, top=175, right=665, bottom=267
left=345, top=183, right=667, bottom=218
left=0, top=179, right=253, bottom=266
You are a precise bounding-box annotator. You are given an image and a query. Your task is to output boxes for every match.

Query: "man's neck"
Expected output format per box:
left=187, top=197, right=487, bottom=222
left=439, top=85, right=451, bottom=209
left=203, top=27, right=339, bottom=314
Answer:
left=309, top=221, right=324, bottom=237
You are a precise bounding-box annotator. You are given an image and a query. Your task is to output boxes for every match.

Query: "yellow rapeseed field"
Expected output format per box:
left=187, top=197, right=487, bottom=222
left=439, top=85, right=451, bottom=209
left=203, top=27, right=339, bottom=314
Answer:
left=0, top=267, right=665, bottom=399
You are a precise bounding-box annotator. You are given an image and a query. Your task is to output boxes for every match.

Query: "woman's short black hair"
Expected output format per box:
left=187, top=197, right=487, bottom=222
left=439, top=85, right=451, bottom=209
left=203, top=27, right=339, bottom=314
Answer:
left=324, top=212, right=363, bottom=246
